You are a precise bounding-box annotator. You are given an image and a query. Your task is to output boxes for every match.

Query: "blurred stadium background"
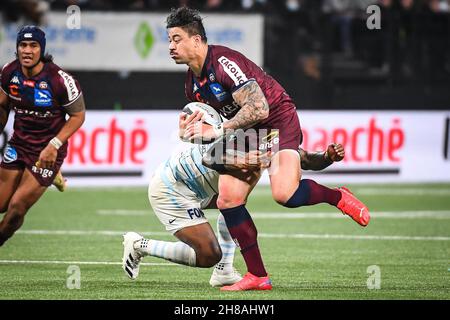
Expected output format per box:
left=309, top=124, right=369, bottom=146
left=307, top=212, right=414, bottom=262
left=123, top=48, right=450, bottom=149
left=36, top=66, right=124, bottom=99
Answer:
left=0, top=0, right=449, bottom=300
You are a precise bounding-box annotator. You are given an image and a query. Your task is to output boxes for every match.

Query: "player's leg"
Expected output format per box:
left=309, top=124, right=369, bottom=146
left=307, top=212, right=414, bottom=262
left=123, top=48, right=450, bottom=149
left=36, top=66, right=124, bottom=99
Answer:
left=0, top=169, right=47, bottom=246
left=147, top=221, right=222, bottom=267
left=0, top=167, right=23, bottom=213
left=202, top=197, right=243, bottom=286
left=269, top=149, right=370, bottom=226
left=123, top=221, right=221, bottom=271
left=216, top=173, right=272, bottom=291
left=123, top=168, right=221, bottom=279
left=267, top=110, right=369, bottom=226
left=209, top=213, right=242, bottom=287
left=269, top=149, right=341, bottom=205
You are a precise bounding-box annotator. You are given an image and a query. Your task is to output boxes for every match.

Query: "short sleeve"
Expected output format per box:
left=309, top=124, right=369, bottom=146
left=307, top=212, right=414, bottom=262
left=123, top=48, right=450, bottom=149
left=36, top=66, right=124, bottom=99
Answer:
left=55, top=69, right=83, bottom=106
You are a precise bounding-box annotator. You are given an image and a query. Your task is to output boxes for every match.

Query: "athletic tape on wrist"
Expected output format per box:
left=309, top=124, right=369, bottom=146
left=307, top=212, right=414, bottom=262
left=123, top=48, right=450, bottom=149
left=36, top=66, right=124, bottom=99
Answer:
left=213, top=123, right=224, bottom=138
left=49, top=137, right=63, bottom=150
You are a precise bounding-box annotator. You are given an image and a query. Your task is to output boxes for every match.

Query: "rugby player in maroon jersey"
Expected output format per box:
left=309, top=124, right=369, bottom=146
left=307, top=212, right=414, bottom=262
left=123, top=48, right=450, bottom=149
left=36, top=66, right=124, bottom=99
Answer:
left=0, top=26, right=85, bottom=247
left=166, top=7, right=370, bottom=291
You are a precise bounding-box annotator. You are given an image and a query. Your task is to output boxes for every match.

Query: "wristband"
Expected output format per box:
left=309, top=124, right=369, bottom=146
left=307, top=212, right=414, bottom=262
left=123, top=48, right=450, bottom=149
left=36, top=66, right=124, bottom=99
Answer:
left=49, top=137, right=63, bottom=150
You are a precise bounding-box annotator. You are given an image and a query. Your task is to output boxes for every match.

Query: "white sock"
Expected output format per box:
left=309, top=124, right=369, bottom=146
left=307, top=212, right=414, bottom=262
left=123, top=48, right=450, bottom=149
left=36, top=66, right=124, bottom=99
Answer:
left=215, top=213, right=237, bottom=273
left=134, top=239, right=196, bottom=267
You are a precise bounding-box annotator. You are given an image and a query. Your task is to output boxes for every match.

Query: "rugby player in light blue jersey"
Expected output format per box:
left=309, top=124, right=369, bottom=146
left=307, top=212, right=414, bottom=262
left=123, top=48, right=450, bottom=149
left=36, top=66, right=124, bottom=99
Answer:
left=122, top=111, right=344, bottom=288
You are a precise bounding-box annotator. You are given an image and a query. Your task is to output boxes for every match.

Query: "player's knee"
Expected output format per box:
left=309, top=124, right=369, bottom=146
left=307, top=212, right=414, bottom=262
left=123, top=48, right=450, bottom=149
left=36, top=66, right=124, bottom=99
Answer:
left=216, top=196, right=246, bottom=210
left=0, top=197, right=9, bottom=213
left=196, top=243, right=222, bottom=267
left=206, top=247, right=222, bottom=267
left=272, top=188, right=294, bottom=205
left=0, top=204, right=7, bottom=214
left=7, top=201, right=28, bottom=218
left=0, top=233, right=6, bottom=247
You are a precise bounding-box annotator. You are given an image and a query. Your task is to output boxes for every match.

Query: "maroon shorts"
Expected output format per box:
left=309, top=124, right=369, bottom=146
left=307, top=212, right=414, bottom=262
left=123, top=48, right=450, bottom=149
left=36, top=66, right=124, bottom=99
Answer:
left=0, top=142, right=64, bottom=187
left=254, top=105, right=302, bottom=152
left=225, top=106, right=302, bottom=155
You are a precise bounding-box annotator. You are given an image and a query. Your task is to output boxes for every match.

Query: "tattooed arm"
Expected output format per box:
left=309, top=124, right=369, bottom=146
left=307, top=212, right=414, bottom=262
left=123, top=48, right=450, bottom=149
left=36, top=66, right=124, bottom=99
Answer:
left=223, top=80, right=269, bottom=130
left=183, top=80, right=270, bottom=142
left=0, top=89, right=10, bottom=133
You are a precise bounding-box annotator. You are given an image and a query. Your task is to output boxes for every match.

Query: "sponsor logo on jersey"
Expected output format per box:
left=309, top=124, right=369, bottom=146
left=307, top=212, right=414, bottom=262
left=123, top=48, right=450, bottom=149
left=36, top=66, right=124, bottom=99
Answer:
left=34, top=89, right=52, bottom=107
left=194, top=92, right=208, bottom=104
left=219, top=101, right=240, bottom=117
left=3, top=145, right=18, bottom=163
left=209, top=83, right=228, bottom=102
left=39, top=81, right=48, bottom=89
left=24, top=80, right=35, bottom=88
left=259, top=131, right=279, bottom=151
left=31, top=166, right=54, bottom=179
left=10, top=76, right=20, bottom=84
left=13, top=106, right=52, bottom=118
left=209, top=72, right=215, bottom=82
left=218, top=56, right=248, bottom=86
left=187, top=208, right=205, bottom=219
left=262, top=131, right=279, bottom=143
left=58, top=70, right=79, bottom=102
left=8, top=84, right=19, bottom=97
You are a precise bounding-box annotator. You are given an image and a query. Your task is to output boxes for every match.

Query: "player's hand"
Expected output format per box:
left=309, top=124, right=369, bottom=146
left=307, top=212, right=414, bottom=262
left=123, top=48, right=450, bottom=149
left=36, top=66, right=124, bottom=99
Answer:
left=325, top=143, right=345, bottom=162
left=224, top=150, right=272, bottom=172
left=179, top=110, right=203, bottom=141
left=37, top=144, right=58, bottom=169
left=243, top=150, right=272, bottom=170
left=184, top=121, right=220, bottom=143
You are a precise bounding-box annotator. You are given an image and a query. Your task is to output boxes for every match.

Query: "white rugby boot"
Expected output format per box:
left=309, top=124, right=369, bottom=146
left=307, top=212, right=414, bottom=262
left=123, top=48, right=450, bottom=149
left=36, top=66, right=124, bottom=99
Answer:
left=209, top=267, right=243, bottom=287
left=122, top=232, right=144, bottom=280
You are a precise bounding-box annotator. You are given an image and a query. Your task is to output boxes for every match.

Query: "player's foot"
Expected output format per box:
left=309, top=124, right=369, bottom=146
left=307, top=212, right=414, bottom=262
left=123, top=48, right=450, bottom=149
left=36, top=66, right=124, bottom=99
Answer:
left=336, top=187, right=370, bottom=227
left=220, top=272, right=272, bottom=291
left=209, top=267, right=243, bottom=287
left=122, top=232, right=144, bottom=280
left=52, top=171, right=67, bottom=192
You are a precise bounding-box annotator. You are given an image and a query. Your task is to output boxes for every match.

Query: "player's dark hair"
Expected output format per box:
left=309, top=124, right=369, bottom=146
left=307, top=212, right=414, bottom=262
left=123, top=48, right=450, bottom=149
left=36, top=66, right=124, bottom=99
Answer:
left=166, top=7, right=207, bottom=42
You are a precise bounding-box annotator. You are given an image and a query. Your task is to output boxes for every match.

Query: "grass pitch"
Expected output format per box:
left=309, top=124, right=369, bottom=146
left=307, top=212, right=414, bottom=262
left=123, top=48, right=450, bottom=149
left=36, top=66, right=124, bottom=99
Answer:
left=0, top=184, right=449, bottom=300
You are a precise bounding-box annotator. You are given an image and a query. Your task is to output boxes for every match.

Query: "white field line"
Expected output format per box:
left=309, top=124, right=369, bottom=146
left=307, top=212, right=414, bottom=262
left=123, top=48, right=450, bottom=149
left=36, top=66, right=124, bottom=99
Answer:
left=250, top=187, right=450, bottom=196
left=97, top=209, right=149, bottom=216
left=0, top=260, right=178, bottom=266
left=96, top=209, right=450, bottom=219
left=16, top=229, right=450, bottom=241
left=356, top=188, right=450, bottom=196
left=245, top=211, right=450, bottom=219
left=257, top=234, right=450, bottom=241
left=55, top=187, right=450, bottom=196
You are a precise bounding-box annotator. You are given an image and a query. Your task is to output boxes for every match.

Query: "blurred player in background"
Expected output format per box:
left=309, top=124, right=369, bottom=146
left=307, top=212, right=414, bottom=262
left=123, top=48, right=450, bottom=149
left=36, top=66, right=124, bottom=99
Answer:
left=0, top=26, right=85, bottom=247
left=166, top=7, right=369, bottom=290
left=122, top=110, right=345, bottom=288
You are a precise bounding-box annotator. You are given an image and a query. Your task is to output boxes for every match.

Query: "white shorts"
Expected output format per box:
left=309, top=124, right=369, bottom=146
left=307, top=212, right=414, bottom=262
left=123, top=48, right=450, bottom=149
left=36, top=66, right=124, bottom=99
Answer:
left=148, top=164, right=214, bottom=234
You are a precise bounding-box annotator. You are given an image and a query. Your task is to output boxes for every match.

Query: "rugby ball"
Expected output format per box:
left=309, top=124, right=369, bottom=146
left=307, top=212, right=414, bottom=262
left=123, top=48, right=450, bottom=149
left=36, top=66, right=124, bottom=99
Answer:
left=182, top=102, right=222, bottom=126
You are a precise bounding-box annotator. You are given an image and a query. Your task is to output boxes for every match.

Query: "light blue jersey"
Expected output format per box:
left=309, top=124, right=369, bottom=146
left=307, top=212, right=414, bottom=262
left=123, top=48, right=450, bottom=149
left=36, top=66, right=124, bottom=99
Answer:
left=164, top=144, right=219, bottom=201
